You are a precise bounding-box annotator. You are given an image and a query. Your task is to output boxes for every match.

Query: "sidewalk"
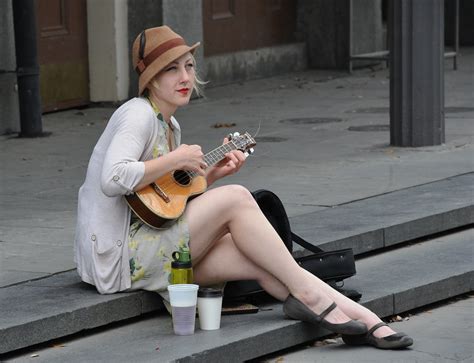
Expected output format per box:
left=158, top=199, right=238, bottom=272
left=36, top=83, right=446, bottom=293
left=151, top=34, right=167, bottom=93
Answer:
left=0, top=49, right=473, bottom=288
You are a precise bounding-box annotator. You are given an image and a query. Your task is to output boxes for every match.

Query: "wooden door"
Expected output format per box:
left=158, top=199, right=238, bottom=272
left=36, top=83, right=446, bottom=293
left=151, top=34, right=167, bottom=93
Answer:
left=36, top=0, right=89, bottom=112
left=203, top=0, right=297, bottom=56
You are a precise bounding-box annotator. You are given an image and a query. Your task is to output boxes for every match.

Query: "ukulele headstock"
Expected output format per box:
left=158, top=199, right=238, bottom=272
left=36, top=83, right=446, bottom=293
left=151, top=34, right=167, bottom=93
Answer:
left=228, top=132, right=256, bottom=155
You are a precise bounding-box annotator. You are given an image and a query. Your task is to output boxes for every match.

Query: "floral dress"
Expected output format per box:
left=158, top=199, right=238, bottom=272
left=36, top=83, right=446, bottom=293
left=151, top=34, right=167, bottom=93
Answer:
left=127, top=106, right=191, bottom=293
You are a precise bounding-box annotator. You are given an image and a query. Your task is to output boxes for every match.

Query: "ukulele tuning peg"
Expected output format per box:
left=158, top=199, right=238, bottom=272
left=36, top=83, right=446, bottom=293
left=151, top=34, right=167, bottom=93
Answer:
left=244, top=148, right=254, bottom=157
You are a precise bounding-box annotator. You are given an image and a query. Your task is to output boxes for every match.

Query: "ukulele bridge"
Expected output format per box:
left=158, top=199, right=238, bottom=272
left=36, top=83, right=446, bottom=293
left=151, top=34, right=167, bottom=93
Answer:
left=151, top=183, right=170, bottom=203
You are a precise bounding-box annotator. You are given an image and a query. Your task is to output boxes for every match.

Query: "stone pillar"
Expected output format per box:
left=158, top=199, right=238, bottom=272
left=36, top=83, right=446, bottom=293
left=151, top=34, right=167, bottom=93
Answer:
left=127, top=0, right=163, bottom=97
left=389, top=0, right=445, bottom=146
left=87, top=0, right=129, bottom=102
left=162, top=0, right=204, bottom=76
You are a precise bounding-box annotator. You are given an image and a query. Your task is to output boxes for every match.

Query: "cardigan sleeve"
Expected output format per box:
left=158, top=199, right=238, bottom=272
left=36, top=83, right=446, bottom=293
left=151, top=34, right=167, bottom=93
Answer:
left=100, top=102, right=154, bottom=197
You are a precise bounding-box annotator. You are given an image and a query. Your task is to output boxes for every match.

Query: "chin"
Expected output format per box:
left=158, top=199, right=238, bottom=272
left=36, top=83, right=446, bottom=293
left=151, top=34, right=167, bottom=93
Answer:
left=177, top=97, right=192, bottom=106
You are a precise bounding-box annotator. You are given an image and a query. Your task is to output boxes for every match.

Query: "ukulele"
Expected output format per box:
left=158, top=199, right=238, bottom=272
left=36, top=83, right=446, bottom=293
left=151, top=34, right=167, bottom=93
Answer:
left=125, top=132, right=256, bottom=228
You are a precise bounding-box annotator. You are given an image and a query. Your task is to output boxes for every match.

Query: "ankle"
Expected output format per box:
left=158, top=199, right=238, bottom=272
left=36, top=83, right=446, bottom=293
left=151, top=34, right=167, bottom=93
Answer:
left=292, top=289, right=322, bottom=307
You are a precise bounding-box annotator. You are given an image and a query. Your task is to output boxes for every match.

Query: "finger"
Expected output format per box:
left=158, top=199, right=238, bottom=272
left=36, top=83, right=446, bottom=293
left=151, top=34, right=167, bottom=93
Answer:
left=195, top=165, right=206, bottom=176
left=234, top=150, right=246, bottom=162
left=226, top=161, right=236, bottom=170
left=226, top=152, right=239, bottom=164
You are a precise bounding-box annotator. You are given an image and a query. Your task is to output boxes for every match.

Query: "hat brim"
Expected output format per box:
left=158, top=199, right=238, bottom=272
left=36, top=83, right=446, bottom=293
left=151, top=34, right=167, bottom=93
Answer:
left=138, top=42, right=200, bottom=95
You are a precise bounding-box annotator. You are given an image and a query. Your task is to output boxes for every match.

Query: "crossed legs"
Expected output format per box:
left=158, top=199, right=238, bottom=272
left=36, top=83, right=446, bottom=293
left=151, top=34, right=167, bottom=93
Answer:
left=185, top=185, right=395, bottom=338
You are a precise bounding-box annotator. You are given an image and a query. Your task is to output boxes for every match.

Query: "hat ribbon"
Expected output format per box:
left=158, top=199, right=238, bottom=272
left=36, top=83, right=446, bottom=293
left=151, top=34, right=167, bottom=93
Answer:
left=136, top=37, right=186, bottom=74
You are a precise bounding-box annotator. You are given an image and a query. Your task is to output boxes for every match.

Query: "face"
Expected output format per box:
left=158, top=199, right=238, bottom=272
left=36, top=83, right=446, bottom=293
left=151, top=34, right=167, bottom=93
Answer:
left=148, top=52, right=195, bottom=116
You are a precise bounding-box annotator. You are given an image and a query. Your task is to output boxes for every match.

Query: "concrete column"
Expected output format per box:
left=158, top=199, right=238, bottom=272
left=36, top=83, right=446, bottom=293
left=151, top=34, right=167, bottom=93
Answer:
left=389, top=0, right=445, bottom=146
left=87, top=0, right=129, bottom=102
left=127, top=0, right=163, bottom=97
left=162, top=0, right=204, bottom=77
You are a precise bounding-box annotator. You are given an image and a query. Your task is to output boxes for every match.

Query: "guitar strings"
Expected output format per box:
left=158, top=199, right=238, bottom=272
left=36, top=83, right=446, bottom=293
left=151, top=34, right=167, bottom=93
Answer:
left=152, top=141, right=238, bottom=194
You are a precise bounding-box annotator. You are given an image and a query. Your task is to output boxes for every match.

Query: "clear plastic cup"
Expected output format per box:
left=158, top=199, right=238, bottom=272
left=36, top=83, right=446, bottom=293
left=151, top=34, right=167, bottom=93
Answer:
left=167, top=284, right=199, bottom=335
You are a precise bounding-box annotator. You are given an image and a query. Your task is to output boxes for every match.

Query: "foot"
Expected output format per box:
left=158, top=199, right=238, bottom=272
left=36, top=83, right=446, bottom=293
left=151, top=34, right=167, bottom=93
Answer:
left=371, top=324, right=396, bottom=339
left=293, top=292, right=352, bottom=326
left=342, top=322, right=413, bottom=349
left=284, top=294, right=368, bottom=335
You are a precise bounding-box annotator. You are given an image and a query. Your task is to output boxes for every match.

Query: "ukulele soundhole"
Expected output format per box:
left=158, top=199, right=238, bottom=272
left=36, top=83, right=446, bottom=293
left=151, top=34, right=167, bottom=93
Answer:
left=173, top=170, right=191, bottom=186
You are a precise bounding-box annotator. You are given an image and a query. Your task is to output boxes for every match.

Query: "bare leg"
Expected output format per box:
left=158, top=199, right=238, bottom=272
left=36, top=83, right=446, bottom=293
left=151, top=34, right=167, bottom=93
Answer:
left=193, top=234, right=289, bottom=300
left=186, top=185, right=394, bottom=336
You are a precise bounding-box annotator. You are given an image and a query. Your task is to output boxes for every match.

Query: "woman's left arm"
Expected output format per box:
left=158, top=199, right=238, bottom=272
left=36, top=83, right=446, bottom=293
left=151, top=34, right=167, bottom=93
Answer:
left=205, top=143, right=247, bottom=186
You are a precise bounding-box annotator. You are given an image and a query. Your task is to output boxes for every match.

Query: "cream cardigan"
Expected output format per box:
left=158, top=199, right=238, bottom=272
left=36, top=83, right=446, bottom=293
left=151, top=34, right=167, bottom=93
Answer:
left=74, top=97, right=181, bottom=294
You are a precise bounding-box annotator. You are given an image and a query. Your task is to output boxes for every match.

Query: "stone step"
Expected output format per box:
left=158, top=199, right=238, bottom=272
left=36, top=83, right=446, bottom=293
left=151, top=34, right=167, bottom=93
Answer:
left=1, top=174, right=472, bottom=355
left=289, top=173, right=474, bottom=256
left=3, top=228, right=472, bottom=362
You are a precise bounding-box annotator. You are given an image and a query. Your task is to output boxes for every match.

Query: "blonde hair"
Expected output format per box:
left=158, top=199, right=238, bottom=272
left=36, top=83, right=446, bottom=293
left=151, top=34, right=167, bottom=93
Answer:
left=147, top=53, right=207, bottom=97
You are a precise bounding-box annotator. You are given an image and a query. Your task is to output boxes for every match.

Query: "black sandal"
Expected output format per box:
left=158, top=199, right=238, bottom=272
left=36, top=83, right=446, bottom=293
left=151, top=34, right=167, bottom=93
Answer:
left=342, top=322, right=413, bottom=349
left=283, top=295, right=368, bottom=335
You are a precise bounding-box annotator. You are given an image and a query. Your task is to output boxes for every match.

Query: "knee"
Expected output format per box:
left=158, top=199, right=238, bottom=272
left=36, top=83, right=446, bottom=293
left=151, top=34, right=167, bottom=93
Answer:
left=222, top=185, right=256, bottom=208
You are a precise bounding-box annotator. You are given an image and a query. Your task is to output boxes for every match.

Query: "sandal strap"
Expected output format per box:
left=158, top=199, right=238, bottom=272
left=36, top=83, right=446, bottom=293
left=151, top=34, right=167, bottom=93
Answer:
left=319, top=302, right=337, bottom=320
left=367, top=322, right=388, bottom=336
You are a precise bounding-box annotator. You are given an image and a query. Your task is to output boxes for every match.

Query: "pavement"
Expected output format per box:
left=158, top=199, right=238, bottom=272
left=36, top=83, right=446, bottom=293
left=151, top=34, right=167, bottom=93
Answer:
left=0, top=47, right=473, bottom=361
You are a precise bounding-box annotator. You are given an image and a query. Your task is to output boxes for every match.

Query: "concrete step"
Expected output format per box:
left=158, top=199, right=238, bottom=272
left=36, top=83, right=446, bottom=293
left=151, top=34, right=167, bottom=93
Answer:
left=3, top=228, right=473, bottom=362
left=289, top=173, right=474, bottom=256
left=1, top=174, right=472, bottom=354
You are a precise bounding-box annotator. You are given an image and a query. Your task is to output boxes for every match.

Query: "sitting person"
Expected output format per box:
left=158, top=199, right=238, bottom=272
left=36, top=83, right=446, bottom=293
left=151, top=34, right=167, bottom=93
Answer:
left=74, top=25, right=413, bottom=350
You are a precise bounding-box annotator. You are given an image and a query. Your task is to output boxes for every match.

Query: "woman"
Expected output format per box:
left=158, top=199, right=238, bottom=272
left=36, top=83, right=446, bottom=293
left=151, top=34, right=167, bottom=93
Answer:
left=74, top=26, right=413, bottom=350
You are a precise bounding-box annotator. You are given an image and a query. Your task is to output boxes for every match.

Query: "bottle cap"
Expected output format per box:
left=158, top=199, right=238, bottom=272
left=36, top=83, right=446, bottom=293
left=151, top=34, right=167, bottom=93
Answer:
left=198, top=287, right=223, bottom=298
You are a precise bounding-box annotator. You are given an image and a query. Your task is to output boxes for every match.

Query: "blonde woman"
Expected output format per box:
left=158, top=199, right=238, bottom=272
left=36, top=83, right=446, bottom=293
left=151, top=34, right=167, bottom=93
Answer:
left=74, top=26, right=413, bottom=350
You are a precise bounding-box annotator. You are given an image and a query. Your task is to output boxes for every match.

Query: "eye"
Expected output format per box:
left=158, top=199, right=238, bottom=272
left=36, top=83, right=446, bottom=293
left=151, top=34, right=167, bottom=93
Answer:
left=186, top=63, right=194, bottom=69
left=165, top=66, right=177, bottom=72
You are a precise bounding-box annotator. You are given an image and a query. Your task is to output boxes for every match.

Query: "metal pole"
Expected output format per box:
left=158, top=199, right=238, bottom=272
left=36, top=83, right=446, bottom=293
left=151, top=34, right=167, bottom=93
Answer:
left=389, top=0, right=445, bottom=146
left=454, top=0, right=459, bottom=70
left=12, top=0, right=44, bottom=137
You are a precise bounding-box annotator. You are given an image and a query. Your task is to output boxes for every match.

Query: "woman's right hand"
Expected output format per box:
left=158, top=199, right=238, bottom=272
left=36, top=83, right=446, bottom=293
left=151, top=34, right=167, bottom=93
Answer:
left=172, top=144, right=207, bottom=175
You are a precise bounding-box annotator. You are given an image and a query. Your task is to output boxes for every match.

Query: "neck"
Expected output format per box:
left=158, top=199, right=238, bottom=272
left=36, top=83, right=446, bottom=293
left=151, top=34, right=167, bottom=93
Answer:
left=147, top=93, right=176, bottom=123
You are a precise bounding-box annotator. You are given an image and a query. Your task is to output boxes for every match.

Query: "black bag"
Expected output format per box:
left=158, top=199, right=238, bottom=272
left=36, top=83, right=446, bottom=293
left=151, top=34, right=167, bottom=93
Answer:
left=224, top=189, right=360, bottom=301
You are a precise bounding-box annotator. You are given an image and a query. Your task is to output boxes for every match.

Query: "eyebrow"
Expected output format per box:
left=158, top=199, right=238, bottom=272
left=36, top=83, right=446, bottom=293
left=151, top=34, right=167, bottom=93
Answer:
left=169, top=57, right=193, bottom=66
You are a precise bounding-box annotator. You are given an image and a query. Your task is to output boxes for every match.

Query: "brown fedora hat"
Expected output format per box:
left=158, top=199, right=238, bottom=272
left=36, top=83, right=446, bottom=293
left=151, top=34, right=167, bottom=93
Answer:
left=132, top=26, right=200, bottom=95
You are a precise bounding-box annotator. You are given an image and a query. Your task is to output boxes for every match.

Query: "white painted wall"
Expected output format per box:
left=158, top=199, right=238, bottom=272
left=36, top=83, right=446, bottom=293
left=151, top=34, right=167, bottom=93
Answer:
left=87, top=0, right=129, bottom=102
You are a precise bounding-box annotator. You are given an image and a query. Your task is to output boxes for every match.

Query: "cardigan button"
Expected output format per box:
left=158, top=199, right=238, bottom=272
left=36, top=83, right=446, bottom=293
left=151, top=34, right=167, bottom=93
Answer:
left=116, top=240, right=122, bottom=247
left=91, top=234, right=97, bottom=241
left=113, top=175, right=120, bottom=181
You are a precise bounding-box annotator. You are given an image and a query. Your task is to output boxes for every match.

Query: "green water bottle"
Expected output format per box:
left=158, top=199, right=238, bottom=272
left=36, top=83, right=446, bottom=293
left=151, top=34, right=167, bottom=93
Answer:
left=171, top=248, right=193, bottom=284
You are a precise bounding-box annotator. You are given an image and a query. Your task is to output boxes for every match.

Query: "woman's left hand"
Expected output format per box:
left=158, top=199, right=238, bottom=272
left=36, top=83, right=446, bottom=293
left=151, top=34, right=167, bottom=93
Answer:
left=206, top=138, right=247, bottom=184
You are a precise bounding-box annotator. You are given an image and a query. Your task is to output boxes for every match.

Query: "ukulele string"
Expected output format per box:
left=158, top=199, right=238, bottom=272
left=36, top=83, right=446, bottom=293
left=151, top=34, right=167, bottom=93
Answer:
left=156, top=141, right=237, bottom=193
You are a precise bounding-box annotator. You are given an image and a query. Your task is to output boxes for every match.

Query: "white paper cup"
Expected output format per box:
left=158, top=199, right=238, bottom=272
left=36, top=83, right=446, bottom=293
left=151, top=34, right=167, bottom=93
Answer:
left=197, top=288, right=223, bottom=330
left=167, top=284, right=199, bottom=335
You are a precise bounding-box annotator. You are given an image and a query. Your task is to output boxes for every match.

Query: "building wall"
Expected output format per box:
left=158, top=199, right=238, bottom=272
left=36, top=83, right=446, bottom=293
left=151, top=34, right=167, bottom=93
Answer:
left=1, top=0, right=391, bottom=134
left=298, top=0, right=383, bottom=69
left=0, top=0, right=20, bottom=134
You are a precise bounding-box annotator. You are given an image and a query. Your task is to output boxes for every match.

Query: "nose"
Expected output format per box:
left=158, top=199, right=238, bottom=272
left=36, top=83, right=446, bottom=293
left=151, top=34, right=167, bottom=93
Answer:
left=179, top=65, right=190, bottom=84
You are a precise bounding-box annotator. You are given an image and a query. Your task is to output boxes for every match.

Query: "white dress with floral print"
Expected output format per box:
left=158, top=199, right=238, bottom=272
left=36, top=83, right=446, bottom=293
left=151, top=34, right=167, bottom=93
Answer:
left=127, top=112, right=190, bottom=293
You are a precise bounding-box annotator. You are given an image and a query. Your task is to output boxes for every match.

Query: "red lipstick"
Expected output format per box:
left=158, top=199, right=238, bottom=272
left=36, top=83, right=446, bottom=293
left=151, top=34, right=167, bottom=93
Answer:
left=177, top=88, right=189, bottom=95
